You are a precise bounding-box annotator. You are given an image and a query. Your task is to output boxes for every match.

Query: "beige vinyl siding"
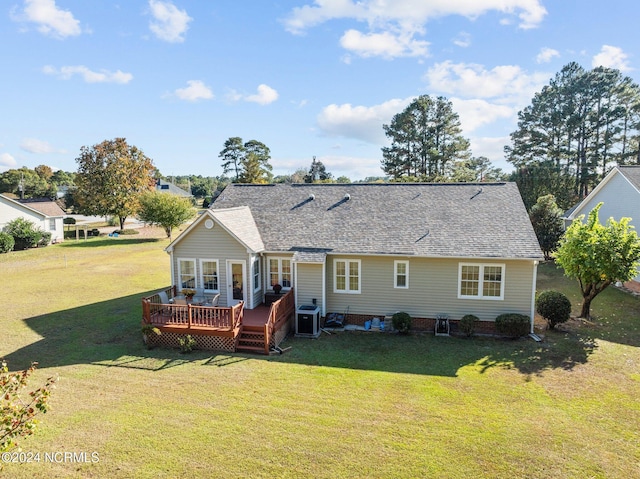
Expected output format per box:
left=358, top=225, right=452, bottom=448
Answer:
left=296, top=263, right=324, bottom=312
left=172, top=220, right=251, bottom=307
left=325, top=255, right=535, bottom=321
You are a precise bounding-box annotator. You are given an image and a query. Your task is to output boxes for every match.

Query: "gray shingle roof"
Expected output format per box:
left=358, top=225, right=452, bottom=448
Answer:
left=211, top=183, right=543, bottom=260
left=210, top=206, right=264, bottom=252
left=618, top=166, right=640, bottom=192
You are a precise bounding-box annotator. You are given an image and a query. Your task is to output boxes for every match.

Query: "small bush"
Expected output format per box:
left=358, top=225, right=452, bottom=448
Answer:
left=4, top=217, right=43, bottom=250
left=38, top=231, right=52, bottom=247
left=495, top=313, right=530, bottom=338
left=536, top=290, right=572, bottom=330
left=178, top=335, right=197, bottom=353
left=112, top=229, right=139, bottom=236
left=392, top=311, right=412, bottom=334
left=459, top=314, right=479, bottom=337
left=0, top=232, right=15, bottom=253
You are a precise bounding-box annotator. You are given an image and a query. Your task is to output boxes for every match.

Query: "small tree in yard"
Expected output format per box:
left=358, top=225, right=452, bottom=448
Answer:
left=1, top=361, right=56, bottom=453
left=554, top=203, right=640, bottom=319
left=137, top=191, right=195, bottom=240
left=529, top=194, right=564, bottom=260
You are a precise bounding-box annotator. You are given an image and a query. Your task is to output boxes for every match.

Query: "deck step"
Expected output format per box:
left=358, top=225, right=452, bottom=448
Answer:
left=236, top=343, right=267, bottom=354
left=242, top=324, right=264, bottom=333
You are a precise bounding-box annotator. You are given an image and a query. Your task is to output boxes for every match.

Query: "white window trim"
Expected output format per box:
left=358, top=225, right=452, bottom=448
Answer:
left=394, top=260, right=409, bottom=289
left=177, top=257, right=197, bottom=290
left=334, top=259, right=361, bottom=294
left=198, top=258, right=220, bottom=292
left=268, top=257, right=292, bottom=290
left=458, top=263, right=505, bottom=300
left=253, top=257, right=261, bottom=292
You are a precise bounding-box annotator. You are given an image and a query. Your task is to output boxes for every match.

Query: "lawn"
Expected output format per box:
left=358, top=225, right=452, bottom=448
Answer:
left=1, top=235, right=639, bottom=478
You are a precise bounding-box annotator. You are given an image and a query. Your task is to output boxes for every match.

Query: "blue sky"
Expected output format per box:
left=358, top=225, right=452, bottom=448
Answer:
left=1, top=1, right=638, bottom=181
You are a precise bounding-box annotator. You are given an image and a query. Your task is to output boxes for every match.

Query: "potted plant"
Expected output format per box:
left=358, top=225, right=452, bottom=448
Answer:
left=181, top=288, right=196, bottom=300
left=273, top=283, right=282, bottom=295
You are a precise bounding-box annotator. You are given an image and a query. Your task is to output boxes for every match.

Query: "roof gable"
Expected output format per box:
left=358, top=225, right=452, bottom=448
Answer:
left=211, top=183, right=542, bottom=260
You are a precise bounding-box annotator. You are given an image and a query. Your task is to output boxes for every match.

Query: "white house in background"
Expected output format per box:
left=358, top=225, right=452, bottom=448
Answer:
left=0, top=194, right=66, bottom=243
left=565, top=165, right=640, bottom=283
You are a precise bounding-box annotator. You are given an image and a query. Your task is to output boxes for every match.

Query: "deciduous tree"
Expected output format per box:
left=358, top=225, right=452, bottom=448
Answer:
left=554, top=203, right=640, bottom=319
left=137, top=191, right=196, bottom=240
left=74, top=138, right=156, bottom=230
left=1, top=361, right=56, bottom=453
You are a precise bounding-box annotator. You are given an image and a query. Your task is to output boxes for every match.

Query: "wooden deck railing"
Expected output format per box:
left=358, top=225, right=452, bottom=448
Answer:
left=142, top=292, right=244, bottom=333
left=263, top=289, right=295, bottom=354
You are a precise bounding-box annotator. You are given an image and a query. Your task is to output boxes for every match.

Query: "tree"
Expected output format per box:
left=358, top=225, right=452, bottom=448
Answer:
left=304, top=157, right=333, bottom=183
left=0, top=167, right=51, bottom=199
left=137, top=191, right=196, bottom=240
left=554, top=203, right=640, bottom=319
left=506, top=62, right=640, bottom=204
left=74, top=138, right=156, bottom=230
left=3, top=217, right=44, bottom=250
left=450, top=156, right=506, bottom=183
left=381, top=95, right=471, bottom=181
left=1, top=361, right=56, bottom=453
left=219, top=137, right=273, bottom=184
left=529, top=194, right=565, bottom=259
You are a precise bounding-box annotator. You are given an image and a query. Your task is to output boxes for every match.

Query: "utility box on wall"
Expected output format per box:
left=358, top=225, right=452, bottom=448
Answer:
left=296, top=305, right=320, bottom=338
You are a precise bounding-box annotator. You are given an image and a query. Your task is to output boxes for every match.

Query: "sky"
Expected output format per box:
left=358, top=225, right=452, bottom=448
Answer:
left=1, top=0, right=639, bottom=181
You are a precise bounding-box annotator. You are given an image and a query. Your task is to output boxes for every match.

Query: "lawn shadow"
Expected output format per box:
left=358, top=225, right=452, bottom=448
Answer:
left=3, top=291, right=599, bottom=378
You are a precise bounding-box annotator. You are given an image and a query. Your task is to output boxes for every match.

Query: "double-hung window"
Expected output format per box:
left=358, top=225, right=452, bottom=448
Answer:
left=334, top=259, right=361, bottom=294
left=178, top=258, right=196, bottom=289
left=199, top=259, right=219, bottom=292
left=253, top=258, right=261, bottom=291
left=394, top=260, right=409, bottom=289
left=268, top=258, right=292, bottom=289
left=458, top=263, right=505, bottom=300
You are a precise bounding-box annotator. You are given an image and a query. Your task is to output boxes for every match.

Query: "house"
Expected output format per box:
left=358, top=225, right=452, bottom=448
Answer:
left=565, top=165, right=640, bottom=284
left=0, top=194, right=66, bottom=244
left=156, top=179, right=192, bottom=198
left=163, top=182, right=543, bottom=334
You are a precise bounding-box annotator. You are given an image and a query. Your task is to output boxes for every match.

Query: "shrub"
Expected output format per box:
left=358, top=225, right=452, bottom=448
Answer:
left=4, top=218, right=43, bottom=250
left=391, top=311, right=412, bottom=334
left=38, top=231, right=52, bottom=247
left=536, top=290, right=572, bottom=330
left=495, top=313, right=530, bottom=338
left=0, top=232, right=15, bottom=253
left=459, top=314, right=479, bottom=337
left=178, top=335, right=196, bottom=353
left=112, top=229, right=139, bottom=236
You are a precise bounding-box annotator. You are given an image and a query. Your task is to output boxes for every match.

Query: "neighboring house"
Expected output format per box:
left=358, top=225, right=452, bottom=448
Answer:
left=156, top=179, right=192, bottom=198
left=0, top=194, right=66, bottom=243
left=565, top=165, right=640, bottom=283
left=165, top=183, right=543, bottom=332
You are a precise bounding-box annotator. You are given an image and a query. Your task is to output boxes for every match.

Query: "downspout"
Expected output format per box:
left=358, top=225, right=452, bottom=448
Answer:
left=529, top=260, right=541, bottom=341
left=322, top=260, right=326, bottom=318
left=294, top=261, right=299, bottom=309
left=168, top=249, right=175, bottom=292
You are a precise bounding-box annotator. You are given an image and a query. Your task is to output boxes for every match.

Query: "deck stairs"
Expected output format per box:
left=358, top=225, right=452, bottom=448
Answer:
left=236, top=324, right=268, bottom=354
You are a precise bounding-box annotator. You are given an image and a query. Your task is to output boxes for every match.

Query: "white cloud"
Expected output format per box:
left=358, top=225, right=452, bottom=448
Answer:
left=245, top=84, right=279, bottom=105
left=536, top=47, right=560, bottom=64
left=340, top=29, right=429, bottom=58
left=174, top=80, right=214, bottom=102
left=592, top=45, right=631, bottom=72
left=0, top=153, right=17, bottom=170
left=11, top=0, right=81, bottom=38
left=451, top=98, right=514, bottom=133
left=453, top=31, right=471, bottom=48
left=19, top=138, right=64, bottom=154
left=469, top=136, right=513, bottom=171
left=43, top=65, right=133, bottom=84
left=317, top=98, right=411, bottom=144
left=148, top=0, right=192, bottom=43
left=424, top=60, right=547, bottom=103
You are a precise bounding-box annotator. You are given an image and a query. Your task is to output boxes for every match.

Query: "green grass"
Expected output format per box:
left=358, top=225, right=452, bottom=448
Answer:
left=2, top=243, right=640, bottom=478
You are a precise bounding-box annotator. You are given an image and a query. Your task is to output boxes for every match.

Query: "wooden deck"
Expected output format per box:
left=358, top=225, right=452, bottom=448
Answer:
left=141, top=288, right=295, bottom=354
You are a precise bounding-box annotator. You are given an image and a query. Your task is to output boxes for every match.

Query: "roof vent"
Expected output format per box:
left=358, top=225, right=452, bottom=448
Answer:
left=344, top=193, right=351, bottom=201
left=309, top=193, right=315, bottom=200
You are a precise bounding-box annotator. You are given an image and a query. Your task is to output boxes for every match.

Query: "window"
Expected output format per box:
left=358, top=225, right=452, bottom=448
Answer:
left=334, top=259, right=361, bottom=294
left=268, top=258, right=292, bottom=289
left=458, top=263, right=505, bottom=300
left=253, top=258, right=261, bottom=291
left=49, top=219, right=56, bottom=231
left=178, top=258, right=196, bottom=289
left=199, top=259, right=219, bottom=291
left=394, top=260, right=409, bottom=289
